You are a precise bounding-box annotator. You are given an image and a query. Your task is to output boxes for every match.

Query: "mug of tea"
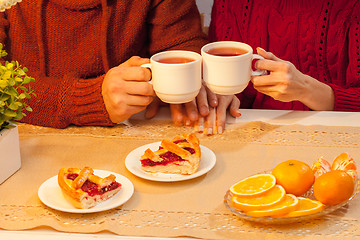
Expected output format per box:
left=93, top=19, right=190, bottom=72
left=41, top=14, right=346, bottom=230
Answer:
left=201, top=41, right=265, bottom=95
left=141, top=50, right=202, bottom=104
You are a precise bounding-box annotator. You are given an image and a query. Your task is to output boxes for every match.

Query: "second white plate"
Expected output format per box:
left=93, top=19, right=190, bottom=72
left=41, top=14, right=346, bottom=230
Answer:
left=38, top=170, right=134, bottom=213
left=125, top=142, right=216, bottom=182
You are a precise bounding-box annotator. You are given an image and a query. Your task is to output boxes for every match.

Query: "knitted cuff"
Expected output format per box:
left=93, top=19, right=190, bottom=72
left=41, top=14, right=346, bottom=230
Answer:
left=70, top=74, right=115, bottom=126
left=330, top=84, right=360, bottom=111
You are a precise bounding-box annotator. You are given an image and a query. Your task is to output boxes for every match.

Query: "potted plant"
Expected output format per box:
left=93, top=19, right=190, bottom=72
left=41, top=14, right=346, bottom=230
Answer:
left=0, top=43, right=36, bottom=184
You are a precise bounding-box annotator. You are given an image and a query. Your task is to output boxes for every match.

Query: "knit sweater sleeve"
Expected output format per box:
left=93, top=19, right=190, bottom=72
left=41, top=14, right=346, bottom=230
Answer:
left=0, top=13, right=113, bottom=128
left=146, top=0, right=208, bottom=54
left=19, top=72, right=114, bottom=129
left=0, top=13, right=6, bottom=47
left=331, top=5, right=360, bottom=111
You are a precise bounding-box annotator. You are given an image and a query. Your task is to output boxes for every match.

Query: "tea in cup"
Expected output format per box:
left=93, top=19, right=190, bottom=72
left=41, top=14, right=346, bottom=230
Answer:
left=201, top=41, right=265, bottom=95
left=142, top=50, right=202, bottom=104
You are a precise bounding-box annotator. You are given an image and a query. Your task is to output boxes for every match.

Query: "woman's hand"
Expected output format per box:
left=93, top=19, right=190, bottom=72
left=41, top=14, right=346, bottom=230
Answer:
left=145, top=82, right=241, bottom=135
left=102, top=56, right=156, bottom=123
left=200, top=94, right=241, bottom=135
left=252, top=48, right=334, bottom=110
left=145, top=82, right=215, bottom=129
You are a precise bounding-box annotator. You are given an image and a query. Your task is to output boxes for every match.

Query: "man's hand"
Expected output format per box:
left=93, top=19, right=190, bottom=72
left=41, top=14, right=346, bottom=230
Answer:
left=102, top=56, right=156, bottom=123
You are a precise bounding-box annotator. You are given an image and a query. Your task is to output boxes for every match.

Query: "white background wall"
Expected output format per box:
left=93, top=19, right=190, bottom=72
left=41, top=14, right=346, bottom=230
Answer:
left=196, top=0, right=213, bottom=26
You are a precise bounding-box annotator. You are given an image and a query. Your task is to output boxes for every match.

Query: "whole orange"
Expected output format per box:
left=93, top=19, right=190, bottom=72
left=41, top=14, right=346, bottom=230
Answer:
left=313, top=170, right=354, bottom=205
left=272, top=160, right=315, bottom=196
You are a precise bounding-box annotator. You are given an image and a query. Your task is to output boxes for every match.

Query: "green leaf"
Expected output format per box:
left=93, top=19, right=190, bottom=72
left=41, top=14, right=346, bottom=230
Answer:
left=8, top=78, right=15, bottom=86
left=18, top=93, right=26, bottom=99
left=15, top=77, right=23, bottom=83
left=4, top=109, right=17, bottom=117
left=16, top=69, right=25, bottom=76
left=8, top=87, right=18, bottom=96
left=23, top=76, right=31, bottom=84
left=8, top=102, right=19, bottom=110
left=2, top=71, right=11, bottom=80
left=0, top=80, right=7, bottom=89
left=18, top=86, right=27, bottom=91
left=13, top=111, right=24, bottom=120
left=6, top=63, right=14, bottom=70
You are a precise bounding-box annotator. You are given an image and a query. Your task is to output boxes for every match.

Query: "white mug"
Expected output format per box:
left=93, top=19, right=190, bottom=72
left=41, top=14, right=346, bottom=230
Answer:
left=201, top=41, right=265, bottom=95
left=142, top=50, right=202, bottom=104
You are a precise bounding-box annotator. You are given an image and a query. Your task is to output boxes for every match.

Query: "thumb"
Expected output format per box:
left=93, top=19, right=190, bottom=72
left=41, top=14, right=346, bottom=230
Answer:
left=144, top=97, right=161, bottom=119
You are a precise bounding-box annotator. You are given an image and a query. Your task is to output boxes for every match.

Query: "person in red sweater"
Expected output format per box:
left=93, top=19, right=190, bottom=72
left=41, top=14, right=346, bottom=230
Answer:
left=209, top=0, right=360, bottom=111
left=1, top=0, right=240, bottom=131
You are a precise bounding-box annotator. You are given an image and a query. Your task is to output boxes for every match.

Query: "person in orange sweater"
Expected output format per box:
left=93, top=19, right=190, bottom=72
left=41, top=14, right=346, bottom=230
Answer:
left=1, top=0, right=240, bottom=132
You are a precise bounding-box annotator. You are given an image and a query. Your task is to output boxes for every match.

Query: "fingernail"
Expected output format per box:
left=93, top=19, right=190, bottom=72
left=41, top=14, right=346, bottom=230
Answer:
left=198, top=124, right=204, bottom=132
left=185, top=120, right=191, bottom=126
left=194, top=125, right=199, bottom=132
left=207, top=128, right=213, bottom=135
left=218, top=126, right=223, bottom=134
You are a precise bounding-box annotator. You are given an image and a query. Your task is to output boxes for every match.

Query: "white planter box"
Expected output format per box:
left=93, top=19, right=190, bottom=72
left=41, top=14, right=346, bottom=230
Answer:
left=0, top=125, right=21, bottom=184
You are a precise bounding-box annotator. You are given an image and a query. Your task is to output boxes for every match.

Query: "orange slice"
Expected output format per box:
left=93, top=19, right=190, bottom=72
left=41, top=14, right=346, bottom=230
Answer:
left=231, top=185, right=286, bottom=212
left=332, top=153, right=356, bottom=171
left=229, top=173, right=276, bottom=197
left=246, top=194, right=299, bottom=217
left=281, top=197, right=324, bottom=217
left=311, top=156, right=331, bottom=178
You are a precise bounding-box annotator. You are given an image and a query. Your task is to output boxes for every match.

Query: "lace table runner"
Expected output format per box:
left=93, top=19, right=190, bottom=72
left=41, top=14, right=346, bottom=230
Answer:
left=1, top=120, right=360, bottom=240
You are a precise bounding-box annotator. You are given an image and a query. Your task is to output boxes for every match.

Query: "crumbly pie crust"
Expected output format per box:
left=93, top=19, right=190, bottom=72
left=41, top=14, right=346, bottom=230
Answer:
left=58, top=167, right=121, bottom=209
left=140, top=133, right=201, bottom=175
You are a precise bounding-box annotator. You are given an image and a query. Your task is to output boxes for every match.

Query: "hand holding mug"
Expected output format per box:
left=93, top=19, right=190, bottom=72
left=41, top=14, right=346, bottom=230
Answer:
left=252, top=47, right=335, bottom=110
left=102, top=56, right=155, bottom=123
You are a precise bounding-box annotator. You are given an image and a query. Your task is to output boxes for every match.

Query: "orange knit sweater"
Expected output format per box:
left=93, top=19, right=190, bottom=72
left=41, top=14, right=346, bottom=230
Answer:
left=0, top=0, right=208, bottom=128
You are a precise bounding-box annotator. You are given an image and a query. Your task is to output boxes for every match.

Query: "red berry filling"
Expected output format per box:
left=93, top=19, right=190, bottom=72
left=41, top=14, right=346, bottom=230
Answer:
left=141, top=140, right=195, bottom=167
left=66, top=173, right=121, bottom=196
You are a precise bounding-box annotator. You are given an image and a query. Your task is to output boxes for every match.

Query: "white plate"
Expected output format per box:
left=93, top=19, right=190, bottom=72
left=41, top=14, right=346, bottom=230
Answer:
left=125, top=142, right=216, bottom=182
left=38, top=170, right=134, bottom=213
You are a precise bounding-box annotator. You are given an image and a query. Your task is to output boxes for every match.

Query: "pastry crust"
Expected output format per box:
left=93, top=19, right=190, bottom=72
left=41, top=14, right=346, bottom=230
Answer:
left=140, top=133, right=201, bottom=175
left=58, top=167, right=121, bottom=209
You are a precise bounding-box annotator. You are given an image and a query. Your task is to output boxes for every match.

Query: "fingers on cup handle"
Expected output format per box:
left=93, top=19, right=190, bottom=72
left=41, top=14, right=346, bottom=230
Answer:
left=140, top=63, right=153, bottom=83
left=140, top=63, right=151, bottom=69
left=252, top=54, right=267, bottom=76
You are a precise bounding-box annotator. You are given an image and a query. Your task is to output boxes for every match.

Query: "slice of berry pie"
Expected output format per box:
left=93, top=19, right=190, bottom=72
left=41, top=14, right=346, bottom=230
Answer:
left=58, top=167, right=121, bottom=209
left=140, top=133, right=201, bottom=175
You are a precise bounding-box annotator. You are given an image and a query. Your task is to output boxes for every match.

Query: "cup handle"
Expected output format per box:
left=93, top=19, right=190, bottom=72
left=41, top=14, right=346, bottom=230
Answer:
left=252, top=54, right=266, bottom=76
left=141, top=63, right=151, bottom=69
left=140, top=63, right=152, bottom=84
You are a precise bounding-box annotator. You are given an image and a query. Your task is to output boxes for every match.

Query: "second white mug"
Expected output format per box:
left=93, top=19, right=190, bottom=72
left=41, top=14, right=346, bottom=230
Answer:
left=201, top=41, right=265, bottom=95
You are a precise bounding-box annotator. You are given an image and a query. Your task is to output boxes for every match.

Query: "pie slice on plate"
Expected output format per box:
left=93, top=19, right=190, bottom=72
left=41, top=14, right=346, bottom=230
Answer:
left=58, top=167, right=122, bottom=209
left=140, top=133, right=201, bottom=175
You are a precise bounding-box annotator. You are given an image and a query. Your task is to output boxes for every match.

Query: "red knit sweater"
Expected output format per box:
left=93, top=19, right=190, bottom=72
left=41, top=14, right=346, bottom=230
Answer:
left=0, top=0, right=207, bottom=128
left=209, top=0, right=360, bottom=111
